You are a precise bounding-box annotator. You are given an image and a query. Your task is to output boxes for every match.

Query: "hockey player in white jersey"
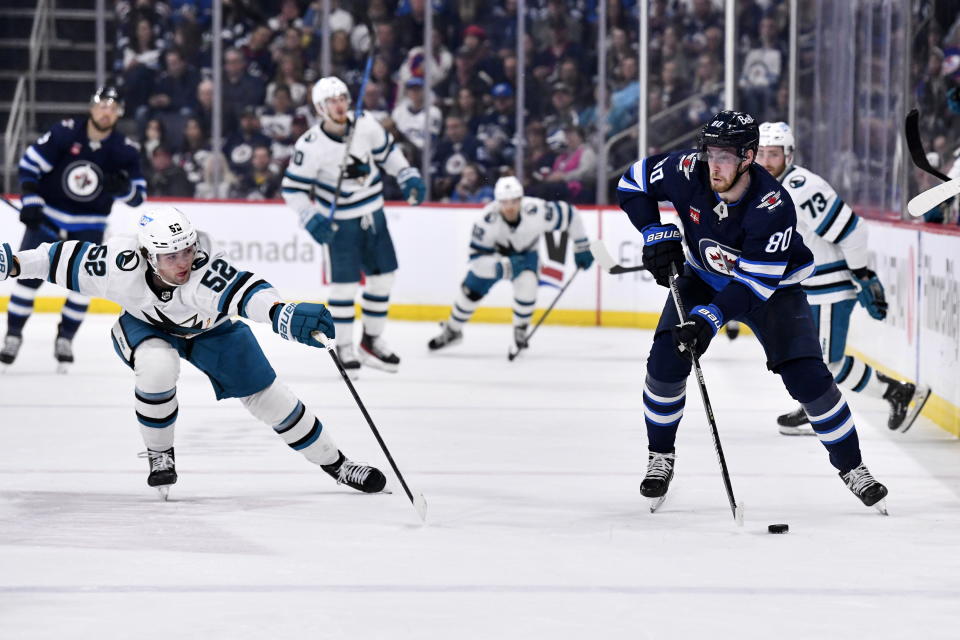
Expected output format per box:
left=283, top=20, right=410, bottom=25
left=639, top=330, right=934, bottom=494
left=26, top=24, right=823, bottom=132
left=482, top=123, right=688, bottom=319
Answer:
left=755, top=122, right=930, bottom=434
left=0, top=205, right=387, bottom=500
left=427, top=176, right=594, bottom=350
left=281, top=77, right=425, bottom=377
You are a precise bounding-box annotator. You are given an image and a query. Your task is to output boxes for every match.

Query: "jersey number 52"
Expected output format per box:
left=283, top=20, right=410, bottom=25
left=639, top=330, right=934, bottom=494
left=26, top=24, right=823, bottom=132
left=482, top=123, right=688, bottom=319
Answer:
left=200, top=259, right=237, bottom=293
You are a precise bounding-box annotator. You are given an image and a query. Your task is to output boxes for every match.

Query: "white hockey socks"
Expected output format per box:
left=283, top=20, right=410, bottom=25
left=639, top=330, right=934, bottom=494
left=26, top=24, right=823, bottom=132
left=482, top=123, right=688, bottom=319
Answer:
left=328, top=282, right=359, bottom=347
left=241, top=382, right=338, bottom=466
left=512, top=270, right=537, bottom=327
left=829, top=355, right=887, bottom=399
left=133, top=340, right=181, bottom=452
left=362, top=272, right=394, bottom=337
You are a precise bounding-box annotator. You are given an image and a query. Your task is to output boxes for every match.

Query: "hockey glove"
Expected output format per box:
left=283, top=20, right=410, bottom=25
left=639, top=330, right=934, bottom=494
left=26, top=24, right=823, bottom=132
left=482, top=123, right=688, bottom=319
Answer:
left=19, top=193, right=46, bottom=231
left=271, top=302, right=335, bottom=348
left=852, top=267, right=887, bottom=320
left=302, top=211, right=335, bottom=245
left=672, top=304, right=723, bottom=362
left=641, top=223, right=684, bottom=287
left=398, top=167, right=425, bottom=205
left=343, top=155, right=371, bottom=180
left=103, top=171, right=132, bottom=196
left=0, top=242, right=18, bottom=281
left=574, top=248, right=594, bottom=270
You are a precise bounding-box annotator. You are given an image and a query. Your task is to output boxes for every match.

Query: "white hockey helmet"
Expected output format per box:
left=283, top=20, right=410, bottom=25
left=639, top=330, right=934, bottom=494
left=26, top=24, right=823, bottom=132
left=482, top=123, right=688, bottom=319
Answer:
left=759, top=121, right=795, bottom=155
left=494, top=176, right=524, bottom=202
left=137, top=205, right=198, bottom=280
left=312, top=76, right=351, bottom=120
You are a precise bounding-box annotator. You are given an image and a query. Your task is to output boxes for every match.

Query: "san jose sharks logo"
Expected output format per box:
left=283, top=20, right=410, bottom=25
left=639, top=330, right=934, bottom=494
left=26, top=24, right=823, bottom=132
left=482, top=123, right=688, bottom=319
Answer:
left=757, top=190, right=783, bottom=211
left=142, top=307, right=210, bottom=336
left=116, top=250, right=141, bottom=271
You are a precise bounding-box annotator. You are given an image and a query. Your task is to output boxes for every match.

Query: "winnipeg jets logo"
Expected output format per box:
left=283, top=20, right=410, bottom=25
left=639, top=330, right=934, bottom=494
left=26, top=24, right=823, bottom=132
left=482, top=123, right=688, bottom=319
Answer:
left=62, top=161, right=102, bottom=202
left=757, top=190, right=783, bottom=211
left=116, top=250, right=141, bottom=271
left=678, top=153, right=697, bottom=180
left=698, top=239, right=740, bottom=276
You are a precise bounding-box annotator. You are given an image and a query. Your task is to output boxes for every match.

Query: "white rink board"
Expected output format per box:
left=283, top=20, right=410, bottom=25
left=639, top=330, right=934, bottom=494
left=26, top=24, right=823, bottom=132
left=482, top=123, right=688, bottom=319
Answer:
left=918, top=231, right=960, bottom=408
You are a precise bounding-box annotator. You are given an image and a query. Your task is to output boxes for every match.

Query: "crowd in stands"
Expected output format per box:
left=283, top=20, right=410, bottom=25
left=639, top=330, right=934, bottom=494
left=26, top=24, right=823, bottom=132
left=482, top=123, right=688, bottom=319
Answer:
left=113, top=0, right=791, bottom=204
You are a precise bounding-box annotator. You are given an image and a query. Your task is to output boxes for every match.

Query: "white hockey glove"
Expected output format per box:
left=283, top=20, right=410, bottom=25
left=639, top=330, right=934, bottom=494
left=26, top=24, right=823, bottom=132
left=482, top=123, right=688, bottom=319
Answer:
left=0, top=242, right=18, bottom=281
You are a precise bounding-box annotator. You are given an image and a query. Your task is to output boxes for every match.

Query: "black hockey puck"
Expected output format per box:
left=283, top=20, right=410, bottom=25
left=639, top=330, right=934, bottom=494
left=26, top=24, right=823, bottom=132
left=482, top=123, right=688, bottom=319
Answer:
left=767, top=524, right=789, bottom=534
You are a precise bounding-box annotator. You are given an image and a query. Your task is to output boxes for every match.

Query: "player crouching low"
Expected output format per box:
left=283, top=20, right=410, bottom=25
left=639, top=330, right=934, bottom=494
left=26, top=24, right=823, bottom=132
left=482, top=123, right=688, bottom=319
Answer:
left=427, top=176, right=593, bottom=352
left=0, top=205, right=386, bottom=500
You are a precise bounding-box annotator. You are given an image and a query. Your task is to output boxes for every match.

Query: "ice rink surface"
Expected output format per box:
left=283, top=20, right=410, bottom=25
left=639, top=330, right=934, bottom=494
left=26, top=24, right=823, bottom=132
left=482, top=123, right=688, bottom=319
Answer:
left=1, top=314, right=958, bottom=639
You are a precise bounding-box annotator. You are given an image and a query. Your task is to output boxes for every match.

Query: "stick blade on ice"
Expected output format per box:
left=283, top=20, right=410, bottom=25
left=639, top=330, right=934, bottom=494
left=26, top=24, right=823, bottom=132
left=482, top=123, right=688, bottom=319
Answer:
left=906, top=177, right=960, bottom=217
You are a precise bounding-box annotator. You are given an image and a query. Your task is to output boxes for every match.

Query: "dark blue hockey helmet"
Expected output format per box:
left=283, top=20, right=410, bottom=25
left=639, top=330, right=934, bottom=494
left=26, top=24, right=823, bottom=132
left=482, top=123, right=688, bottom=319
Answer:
left=698, top=110, right=759, bottom=160
left=91, top=85, right=125, bottom=115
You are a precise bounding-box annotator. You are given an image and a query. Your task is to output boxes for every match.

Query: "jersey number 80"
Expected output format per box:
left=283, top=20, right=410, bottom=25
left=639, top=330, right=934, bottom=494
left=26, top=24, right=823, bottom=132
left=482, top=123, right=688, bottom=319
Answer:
left=765, top=227, right=793, bottom=253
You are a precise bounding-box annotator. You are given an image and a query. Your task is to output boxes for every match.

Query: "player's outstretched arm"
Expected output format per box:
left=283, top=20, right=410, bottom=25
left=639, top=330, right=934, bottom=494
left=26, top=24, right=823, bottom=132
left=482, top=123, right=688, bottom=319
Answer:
left=270, top=302, right=336, bottom=348
left=8, top=239, right=111, bottom=299
left=367, top=117, right=424, bottom=204
left=553, top=203, right=594, bottom=270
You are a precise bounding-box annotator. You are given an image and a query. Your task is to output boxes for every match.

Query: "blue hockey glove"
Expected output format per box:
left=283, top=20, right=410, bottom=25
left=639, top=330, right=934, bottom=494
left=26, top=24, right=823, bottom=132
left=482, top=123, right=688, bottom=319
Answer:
left=272, top=302, right=335, bottom=348
left=0, top=242, right=18, bottom=281
left=398, top=167, right=425, bottom=205
left=506, top=251, right=538, bottom=280
left=641, top=223, right=684, bottom=287
left=948, top=87, right=960, bottom=116
left=574, top=248, right=594, bottom=270
left=343, top=155, right=371, bottom=180
left=19, top=193, right=46, bottom=231
left=302, top=211, right=335, bottom=245
left=852, top=267, right=887, bottom=320
left=672, top=304, right=723, bottom=361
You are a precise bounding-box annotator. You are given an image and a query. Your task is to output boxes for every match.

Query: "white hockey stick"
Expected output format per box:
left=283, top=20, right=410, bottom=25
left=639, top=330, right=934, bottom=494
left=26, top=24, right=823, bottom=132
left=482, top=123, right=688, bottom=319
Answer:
left=589, top=239, right=646, bottom=274
left=906, top=176, right=960, bottom=218
left=315, top=332, right=428, bottom=522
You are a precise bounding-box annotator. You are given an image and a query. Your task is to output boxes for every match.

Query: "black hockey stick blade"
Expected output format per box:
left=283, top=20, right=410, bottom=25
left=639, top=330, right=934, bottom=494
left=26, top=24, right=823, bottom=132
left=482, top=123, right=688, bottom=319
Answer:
left=589, top=240, right=646, bottom=274
left=905, top=109, right=950, bottom=181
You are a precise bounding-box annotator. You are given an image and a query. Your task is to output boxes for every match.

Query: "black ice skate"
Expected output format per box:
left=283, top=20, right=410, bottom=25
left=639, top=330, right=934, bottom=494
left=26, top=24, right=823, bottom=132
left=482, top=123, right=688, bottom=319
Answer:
left=428, top=322, right=462, bottom=351
left=139, top=447, right=177, bottom=501
left=879, top=372, right=931, bottom=433
left=54, top=336, right=74, bottom=374
left=359, top=332, right=400, bottom=373
left=640, top=451, right=676, bottom=513
left=0, top=334, right=22, bottom=367
left=777, top=406, right=815, bottom=436
left=321, top=451, right=387, bottom=493
left=513, top=325, right=529, bottom=350
left=841, top=463, right=888, bottom=515
left=336, top=344, right=362, bottom=379
left=725, top=320, right=741, bottom=341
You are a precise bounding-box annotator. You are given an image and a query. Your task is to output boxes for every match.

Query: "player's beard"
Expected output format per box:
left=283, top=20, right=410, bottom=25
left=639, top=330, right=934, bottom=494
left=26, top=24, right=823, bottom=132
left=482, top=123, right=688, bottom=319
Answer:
left=710, top=172, right=737, bottom=194
left=89, top=116, right=115, bottom=133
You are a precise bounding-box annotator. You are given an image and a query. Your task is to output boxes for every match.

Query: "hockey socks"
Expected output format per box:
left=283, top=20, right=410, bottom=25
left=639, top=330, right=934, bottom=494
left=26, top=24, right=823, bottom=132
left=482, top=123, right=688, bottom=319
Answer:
left=5, top=280, right=42, bottom=337
left=829, top=355, right=887, bottom=398
left=56, top=292, right=90, bottom=341
left=241, top=382, right=338, bottom=466
left=801, top=384, right=862, bottom=473
left=643, top=375, right=687, bottom=454
left=135, top=387, right=179, bottom=451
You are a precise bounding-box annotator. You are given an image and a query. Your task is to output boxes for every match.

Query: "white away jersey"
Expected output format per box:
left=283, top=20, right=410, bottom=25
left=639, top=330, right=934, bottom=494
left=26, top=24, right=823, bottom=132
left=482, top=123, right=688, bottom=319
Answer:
left=778, top=164, right=868, bottom=304
left=15, top=236, right=282, bottom=338
left=470, top=196, right=588, bottom=257
left=281, top=113, right=410, bottom=221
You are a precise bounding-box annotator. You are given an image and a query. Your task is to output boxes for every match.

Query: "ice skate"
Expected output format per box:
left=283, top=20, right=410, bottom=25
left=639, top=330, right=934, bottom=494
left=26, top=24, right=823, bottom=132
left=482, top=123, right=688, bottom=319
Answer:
left=427, top=322, right=462, bottom=351
left=513, top=324, right=529, bottom=351
left=359, top=332, right=400, bottom=373
left=321, top=451, right=387, bottom=493
left=777, top=406, right=815, bottom=436
left=54, top=336, right=74, bottom=374
left=640, top=451, right=676, bottom=513
left=879, top=373, right=931, bottom=433
left=336, top=344, right=361, bottom=380
left=139, top=448, right=177, bottom=501
left=841, top=463, right=888, bottom=515
left=0, top=334, right=22, bottom=369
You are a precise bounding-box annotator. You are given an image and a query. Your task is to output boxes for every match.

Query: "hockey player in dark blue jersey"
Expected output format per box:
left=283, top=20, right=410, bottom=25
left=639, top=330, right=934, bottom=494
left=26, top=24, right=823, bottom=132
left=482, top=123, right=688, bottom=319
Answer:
left=2, top=86, right=146, bottom=371
left=617, top=110, right=888, bottom=513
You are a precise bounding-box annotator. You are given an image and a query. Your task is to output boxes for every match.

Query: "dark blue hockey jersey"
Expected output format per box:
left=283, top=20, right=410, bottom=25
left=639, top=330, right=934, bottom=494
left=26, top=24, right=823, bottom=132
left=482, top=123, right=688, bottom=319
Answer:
left=18, top=118, right=146, bottom=231
left=617, top=149, right=815, bottom=322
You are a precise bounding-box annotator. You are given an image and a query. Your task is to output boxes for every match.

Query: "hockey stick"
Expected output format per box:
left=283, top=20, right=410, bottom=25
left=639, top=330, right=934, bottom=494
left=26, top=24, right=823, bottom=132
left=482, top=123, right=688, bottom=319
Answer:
left=907, top=177, right=960, bottom=217
left=0, top=194, right=66, bottom=240
left=668, top=265, right=743, bottom=526
left=589, top=239, right=646, bottom=274
left=507, top=267, right=580, bottom=361
left=905, top=109, right=950, bottom=181
left=315, top=333, right=428, bottom=522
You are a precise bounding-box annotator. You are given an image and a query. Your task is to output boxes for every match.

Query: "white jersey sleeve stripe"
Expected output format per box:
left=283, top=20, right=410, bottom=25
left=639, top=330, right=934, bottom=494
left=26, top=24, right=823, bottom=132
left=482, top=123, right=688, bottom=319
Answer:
left=25, top=146, right=53, bottom=173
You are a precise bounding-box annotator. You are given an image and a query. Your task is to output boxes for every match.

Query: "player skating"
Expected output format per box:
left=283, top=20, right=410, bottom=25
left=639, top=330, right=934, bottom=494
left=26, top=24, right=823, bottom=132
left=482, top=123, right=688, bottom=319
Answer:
left=0, top=205, right=386, bottom=500
left=281, top=77, right=425, bottom=378
left=754, top=121, right=931, bottom=435
left=617, top=110, right=888, bottom=513
left=1, top=86, right=146, bottom=372
left=427, top=176, right=594, bottom=352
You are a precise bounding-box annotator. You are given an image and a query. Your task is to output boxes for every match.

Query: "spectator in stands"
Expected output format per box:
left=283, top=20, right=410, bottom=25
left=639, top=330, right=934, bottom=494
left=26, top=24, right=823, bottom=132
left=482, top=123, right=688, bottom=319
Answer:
left=195, top=152, right=236, bottom=199
left=682, top=0, right=722, bottom=59
left=372, top=54, right=400, bottom=110
left=329, top=30, right=362, bottom=87
left=488, top=0, right=522, bottom=52
left=175, top=117, right=211, bottom=191
left=361, top=82, right=391, bottom=123
left=195, top=78, right=214, bottom=138
left=224, top=107, right=272, bottom=178
left=476, top=83, right=517, bottom=171
left=146, top=48, right=201, bottom=120
left=542, top=125, right=596, bottom=203
left=231, top=144, right=282, bottom=200
left=542, top=83, right=580, bottom=138
left=433, top=114, right=482, bottom=198
left=222, top=47, right=266, bottom=132
left=391, top=77, right=443, bottom=165
left=449, top=163, right=495, bottom=203
left=373, top=21, right=402, bottom=71
left=268, top=0, right=304, bottom=33
left=657, top=59, right=691, bottom=110
left=259, top=85, right=297, bottom=167
left=142, top=117, right=166, bottom=162
left=437, top=46, right=494, bottom=101
left=146, top=145, right=194, bottom=197
left=243, top=24, right=277, bottom=80
left=533, top=18, right=582, bottom=80
left=120, top=15, right=164, bottom=118
left=738, top=16, right=785, bottom=121
left=556, top=57, right=590, bottom=111
left=452, top=87, right=483, bottom=135
left=398, top=26, right=454, bottom=90
left=686, top=53, right=725, bottom=127
left=523, top=121, right=557, bottom=189
left=268, top=53, right=308, bottom=106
